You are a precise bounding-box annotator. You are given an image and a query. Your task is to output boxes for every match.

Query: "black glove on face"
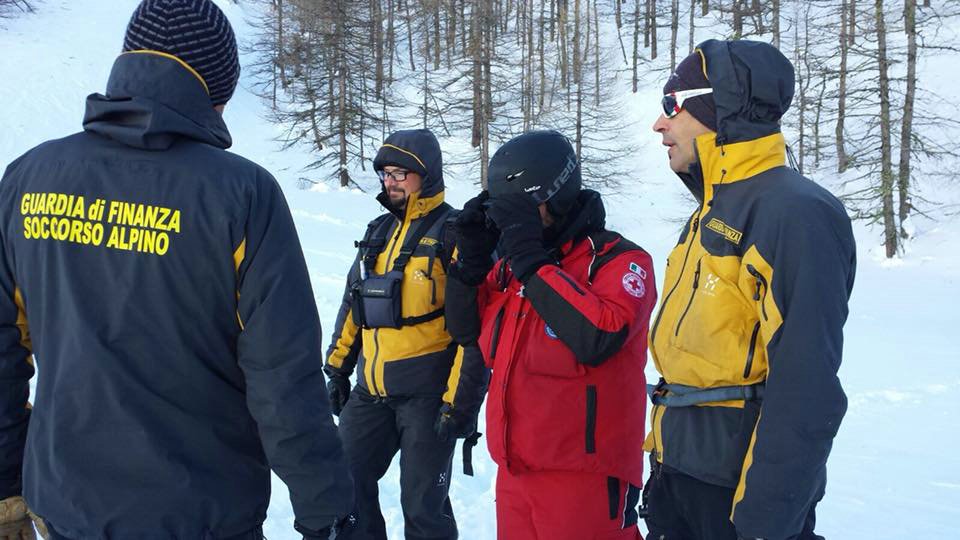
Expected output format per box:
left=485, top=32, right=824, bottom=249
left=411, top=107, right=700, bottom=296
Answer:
left=450, top=191, right=499, bottom=286
left=485, top=193, right=554, bottom=283
left=326, top=374, right=351, bottom=417
left=434, top=403, right=478, bottom=442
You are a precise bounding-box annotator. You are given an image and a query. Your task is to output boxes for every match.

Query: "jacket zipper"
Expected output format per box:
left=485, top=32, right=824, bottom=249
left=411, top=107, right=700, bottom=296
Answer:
left=651, top=214, right=701, bottom=347
left=674, top=259, right=702, bottom=337
left=370, top=214, right=412, bottom=398
left=488, top=306, right=505, bottom=360
left=746, top=264, right=769, bottom=321
left=743, top=322, right=760, bottom=378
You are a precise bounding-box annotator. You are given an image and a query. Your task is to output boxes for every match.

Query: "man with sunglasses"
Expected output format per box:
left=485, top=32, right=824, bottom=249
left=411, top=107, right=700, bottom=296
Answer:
left=324, top=129, right=487, bottom=540
left=643, top=41, right=856, bottom=540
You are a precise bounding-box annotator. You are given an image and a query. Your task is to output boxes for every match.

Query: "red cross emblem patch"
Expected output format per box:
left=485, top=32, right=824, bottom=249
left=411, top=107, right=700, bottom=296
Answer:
left=622, top=272, right=646, bottom=298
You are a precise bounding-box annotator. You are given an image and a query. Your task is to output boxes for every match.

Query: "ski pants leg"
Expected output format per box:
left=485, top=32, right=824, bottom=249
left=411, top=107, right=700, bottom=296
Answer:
left=643, top=464, right=823, bottom=540
left=393, top=396, right=458, bottom=540
left=338, top=391, right=458, bottom=540
left=338, top=390, right=402, bottom=540
left=495, top=467, right=643, bottom=540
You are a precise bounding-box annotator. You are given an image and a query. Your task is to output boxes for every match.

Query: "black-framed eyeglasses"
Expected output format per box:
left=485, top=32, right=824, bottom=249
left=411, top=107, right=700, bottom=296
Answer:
left=378, top=169, right=412, bottom=183
left=661, top=88, right=713, bottom=118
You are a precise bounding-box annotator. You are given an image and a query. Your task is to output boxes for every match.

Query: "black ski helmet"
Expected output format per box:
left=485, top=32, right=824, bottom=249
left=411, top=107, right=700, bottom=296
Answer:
left=487, top=130, right=582, bottom=216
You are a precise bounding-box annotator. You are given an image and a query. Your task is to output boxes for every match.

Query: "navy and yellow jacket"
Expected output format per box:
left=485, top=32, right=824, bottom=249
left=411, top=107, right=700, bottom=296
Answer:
left=645, top=40, right=857, bottom=539
left=0, top=52, right=353, bottom=537
left=324, top=133, right=482, bottom=414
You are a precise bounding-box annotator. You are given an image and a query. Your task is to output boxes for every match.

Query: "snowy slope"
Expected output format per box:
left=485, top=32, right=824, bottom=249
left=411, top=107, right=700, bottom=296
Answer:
left=1, top=1, right=958, bottom=539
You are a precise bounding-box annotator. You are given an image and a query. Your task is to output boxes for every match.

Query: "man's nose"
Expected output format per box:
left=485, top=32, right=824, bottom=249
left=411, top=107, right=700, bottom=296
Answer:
left=652, top=114, right=668, bottom=133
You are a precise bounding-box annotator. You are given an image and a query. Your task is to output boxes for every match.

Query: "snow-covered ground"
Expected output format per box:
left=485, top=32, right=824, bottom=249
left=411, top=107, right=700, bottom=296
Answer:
left=1, top=1, right=958, bottom=538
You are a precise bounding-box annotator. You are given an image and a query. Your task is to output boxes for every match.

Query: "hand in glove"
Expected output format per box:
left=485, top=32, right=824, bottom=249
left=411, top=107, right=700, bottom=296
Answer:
left=295, top=514, right=358, bottom=539
left=450, top=191, right=500, bottom=286
left=326, top=373, right=351, bottom=417
left=485, top=193, right=554, bottom=283
left=0, top=496, right=38, bottom=540
left=434, top=403, right=478, bottom=442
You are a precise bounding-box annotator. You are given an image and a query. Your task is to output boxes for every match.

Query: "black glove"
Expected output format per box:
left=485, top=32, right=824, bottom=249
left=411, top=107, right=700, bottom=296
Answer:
left=434, top=403, right=478, bottom=442
left=326, top=373, right=351, bottom=417
left=449, top=191, right=499, bottom=286
left=485, top=193, right=554, bottom=283
left=295, top=514, right=358, bottom=539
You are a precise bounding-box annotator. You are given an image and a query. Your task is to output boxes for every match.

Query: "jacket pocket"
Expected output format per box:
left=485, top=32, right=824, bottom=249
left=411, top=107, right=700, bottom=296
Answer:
left=585, top=385, right=597, bottom=454
left=523, top=318, right=587, bottom=378
left=670, top=256, right=755, bottom=378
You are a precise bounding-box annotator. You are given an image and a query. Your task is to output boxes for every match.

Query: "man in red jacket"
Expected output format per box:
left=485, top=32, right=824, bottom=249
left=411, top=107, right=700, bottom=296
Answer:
left=446, top=130, right=657, bottom=540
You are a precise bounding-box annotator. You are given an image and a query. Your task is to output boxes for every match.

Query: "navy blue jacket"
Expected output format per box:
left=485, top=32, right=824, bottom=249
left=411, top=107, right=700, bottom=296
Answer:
left=0, top=51, right=354, bottom=538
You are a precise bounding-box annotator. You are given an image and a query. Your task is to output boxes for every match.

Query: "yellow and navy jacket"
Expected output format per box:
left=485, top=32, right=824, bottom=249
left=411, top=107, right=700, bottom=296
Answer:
left=0, top=52, right=354, bottom=537
left=645, top=40, right=857, bottom=540
left=324, top=134, right=484, bottom=415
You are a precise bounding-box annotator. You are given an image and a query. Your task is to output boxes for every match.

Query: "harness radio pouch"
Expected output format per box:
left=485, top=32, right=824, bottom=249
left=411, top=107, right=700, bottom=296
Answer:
left=357, top=270, right=405, bottom=328
left=351, top=206, right=449, bottom=329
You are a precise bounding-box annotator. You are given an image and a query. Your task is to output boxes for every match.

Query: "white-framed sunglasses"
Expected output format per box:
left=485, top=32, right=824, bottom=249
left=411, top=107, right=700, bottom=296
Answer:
left=662, top=88, right=713, bottom=118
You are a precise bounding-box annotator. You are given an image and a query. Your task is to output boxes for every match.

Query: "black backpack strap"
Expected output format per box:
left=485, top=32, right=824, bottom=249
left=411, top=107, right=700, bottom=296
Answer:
left=356, top=214, right=394, bottom=276
left=390, top=203, right=452, bottom=273
left=586, top=230, right=647, bottom=283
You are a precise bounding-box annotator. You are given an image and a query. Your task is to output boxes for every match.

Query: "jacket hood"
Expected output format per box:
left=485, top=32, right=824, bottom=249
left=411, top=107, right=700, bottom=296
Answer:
left=373, top=129, right=444, bottom=198
left=83, top=52, right=232, bottom=151
left=697, top=39, right=794, bottom=146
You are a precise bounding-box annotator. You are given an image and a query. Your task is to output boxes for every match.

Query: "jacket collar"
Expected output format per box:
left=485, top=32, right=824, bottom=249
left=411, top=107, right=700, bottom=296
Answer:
left=684, top=131, right=786, bottom=204
left=82, top=51, right=232, bottom=150
left=377, top=189, right=446, bottom=223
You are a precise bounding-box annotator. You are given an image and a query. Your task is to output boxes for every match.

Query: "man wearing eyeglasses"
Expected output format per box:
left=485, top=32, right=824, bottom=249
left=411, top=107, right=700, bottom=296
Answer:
left=643, top=40, right=856, bottom=540
left=324, top=129, right=487, bottom=540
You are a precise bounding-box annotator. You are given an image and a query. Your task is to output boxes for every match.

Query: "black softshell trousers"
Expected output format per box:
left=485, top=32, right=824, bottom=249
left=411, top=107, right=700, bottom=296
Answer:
left=338, top=389, right=458, bottom=540
left=644, top=463, right=824, bottom=540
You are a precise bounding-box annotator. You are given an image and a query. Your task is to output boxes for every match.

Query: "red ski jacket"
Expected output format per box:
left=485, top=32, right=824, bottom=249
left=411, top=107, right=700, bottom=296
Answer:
left=476, top=226, right=656, bottom=486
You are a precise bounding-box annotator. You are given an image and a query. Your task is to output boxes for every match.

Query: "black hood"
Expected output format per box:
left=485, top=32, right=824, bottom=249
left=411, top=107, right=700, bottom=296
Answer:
left=83, top=52, right=232, bottom=151
left=373, top=129, right=444, bottom=198
left=697, top=39, right=795, bottom=146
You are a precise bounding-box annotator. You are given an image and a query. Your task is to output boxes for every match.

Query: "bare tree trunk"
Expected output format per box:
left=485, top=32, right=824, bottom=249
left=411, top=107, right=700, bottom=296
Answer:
left=733, top=0, right=743, bottom=38
left=539, top=0, right=546, bottom=112
left=849, top=0, right=857, bottom=44
left=650, top=0, right=658, bottom=60
left=794, top=19, right=806, bottom=172
left=644, top=0, right=651, bottom=47
left=594, top=0, right=601, bottom=107
left=701, top=0, right=707, bottom=16
left=836, top=0, right=849, bottom=172
left=875, top=0, right=898, bottom=257
left=772, top=0, right=781, bottom=47
left=405, top=0, right=416, bottom=69
left=689, top=0, right=695, bottom=53
left=434, top=0, right=442, bottom=69
left=559, top=0, right=569, bottom=87
left=632, top=0, right=640, bottom=92
left=898, top=0, right=917, bottom=237
left=373, top=0, right=384, bottom=98
left=574, top=0, right=581, bottom=85
left=387, top=0, right=396, bottom=82
left=814, top=77, right=825, bottom=167
left=632, top=0, right=640, bottom=90
left=670, top=0, right=679, bottom=71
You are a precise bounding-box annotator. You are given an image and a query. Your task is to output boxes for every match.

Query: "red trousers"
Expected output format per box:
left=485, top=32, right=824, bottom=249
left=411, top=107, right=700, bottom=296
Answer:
left=496, top=468, right=644, bottom=540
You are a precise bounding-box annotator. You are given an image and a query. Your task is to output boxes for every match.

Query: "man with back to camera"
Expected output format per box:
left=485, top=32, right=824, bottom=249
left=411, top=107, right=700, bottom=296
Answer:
left=643, top=39, right=857, bottom=540
left=0, top=1, right=356, bottom=538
